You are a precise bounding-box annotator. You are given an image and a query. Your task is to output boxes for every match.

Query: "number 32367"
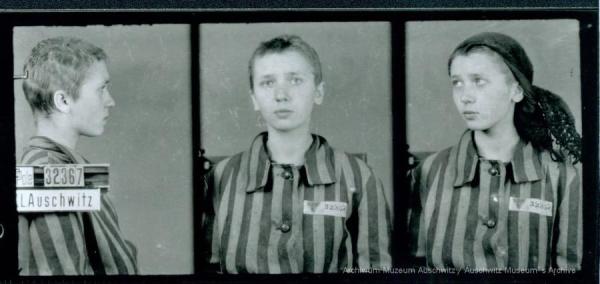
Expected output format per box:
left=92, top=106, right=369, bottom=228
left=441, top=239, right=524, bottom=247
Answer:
left=43, top=165, right=85, bottom=187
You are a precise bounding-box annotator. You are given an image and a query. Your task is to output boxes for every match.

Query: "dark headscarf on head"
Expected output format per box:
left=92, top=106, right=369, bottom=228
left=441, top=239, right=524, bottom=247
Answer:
left=448, top=32, right=582, bottom=164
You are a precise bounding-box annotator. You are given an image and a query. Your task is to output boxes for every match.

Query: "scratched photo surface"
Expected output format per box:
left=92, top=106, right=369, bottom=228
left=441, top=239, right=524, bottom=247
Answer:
left=200, top=22, right=393, bottom=207
left=14, top=25, right=193, bottom=274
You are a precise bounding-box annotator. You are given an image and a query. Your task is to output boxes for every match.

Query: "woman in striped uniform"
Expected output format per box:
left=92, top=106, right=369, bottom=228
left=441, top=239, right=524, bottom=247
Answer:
left=408, top=32, right=582, bottom=270
left=200, top=35, right=392, bottom=273
left=18, top=37, right=137, bottom=275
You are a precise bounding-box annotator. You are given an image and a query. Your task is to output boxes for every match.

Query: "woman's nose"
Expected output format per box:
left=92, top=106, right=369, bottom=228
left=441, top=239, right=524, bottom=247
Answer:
left=274, top=85, right=289, bottom=102
left=106, top=92, right=116, bottom=107
left=459, top=88, right=475, bottom=104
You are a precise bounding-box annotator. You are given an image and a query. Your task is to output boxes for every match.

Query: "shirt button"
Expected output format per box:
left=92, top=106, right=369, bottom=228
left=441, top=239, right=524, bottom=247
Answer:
left=486, top=219, right=496, bottom=228
left=282, top=170, right=293, bottom=180
left=488, top=167, right=499, bottom=176
left=491, top=194, right=499, bottom=203
left=280, top=223, right=291, bottom=233
left=498, top=247, right=506, bottom=256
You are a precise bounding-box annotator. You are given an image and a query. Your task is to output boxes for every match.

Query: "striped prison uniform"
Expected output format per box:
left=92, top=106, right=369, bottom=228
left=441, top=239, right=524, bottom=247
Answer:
left=408, top=130, right=582, bottom=270
left=200, top=132, right=392, bottom=273
left=18, top=136, right=138, bottom=275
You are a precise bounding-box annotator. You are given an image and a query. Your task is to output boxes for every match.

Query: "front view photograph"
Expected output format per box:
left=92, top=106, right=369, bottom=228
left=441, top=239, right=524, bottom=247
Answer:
left=198, top=22, right=393, bottom=273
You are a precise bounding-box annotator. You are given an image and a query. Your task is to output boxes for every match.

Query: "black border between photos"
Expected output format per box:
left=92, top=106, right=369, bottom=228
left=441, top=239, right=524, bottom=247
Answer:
left=0, top=9, right=597, bottom=284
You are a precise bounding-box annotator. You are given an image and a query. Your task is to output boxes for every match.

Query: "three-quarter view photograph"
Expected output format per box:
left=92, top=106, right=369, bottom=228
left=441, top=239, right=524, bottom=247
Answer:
left=405, top=20, right=582, bottom=271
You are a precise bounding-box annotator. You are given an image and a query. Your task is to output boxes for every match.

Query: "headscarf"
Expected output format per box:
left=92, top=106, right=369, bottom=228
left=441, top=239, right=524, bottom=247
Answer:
left=448, top=32, right=582, bottom=164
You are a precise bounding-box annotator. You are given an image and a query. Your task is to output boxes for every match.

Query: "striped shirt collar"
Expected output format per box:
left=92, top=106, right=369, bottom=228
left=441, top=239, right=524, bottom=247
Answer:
left=246, top=132, right=337, bottom=192
left=26, top=136, right=81, bottom=163
left=28, top=136, right=66, bottom=152
left=453, top=130, right=543, bottom=187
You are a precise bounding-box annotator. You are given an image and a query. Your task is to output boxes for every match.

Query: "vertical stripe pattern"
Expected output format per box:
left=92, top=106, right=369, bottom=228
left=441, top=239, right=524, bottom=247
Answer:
left=408, top=131, right=582, bottom=270
left=201, top=132, right=391, bottom=273
left=17, top=136, right=138, bottom=275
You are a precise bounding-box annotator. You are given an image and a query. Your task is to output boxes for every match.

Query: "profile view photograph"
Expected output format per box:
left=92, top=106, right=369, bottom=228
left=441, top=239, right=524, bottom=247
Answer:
left=14, top=25, right=194, bottom=275
left=199, top=23, right=393, bottom=273
left=17, top=36, right=138, bottom=275
left=406, top=21, right=582, bottom=271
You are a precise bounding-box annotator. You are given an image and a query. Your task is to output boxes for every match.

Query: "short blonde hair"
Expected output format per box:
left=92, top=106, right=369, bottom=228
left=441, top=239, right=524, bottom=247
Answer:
left=23, top=37, right=107, bottom=115
left=248, top=34, right=322, bottom=91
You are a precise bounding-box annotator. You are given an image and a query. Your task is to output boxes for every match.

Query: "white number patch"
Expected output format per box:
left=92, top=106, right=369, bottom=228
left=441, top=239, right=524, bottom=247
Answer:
left=303, top=201, right=347, bottom=217
left=509, top=197, right=553, bottom=216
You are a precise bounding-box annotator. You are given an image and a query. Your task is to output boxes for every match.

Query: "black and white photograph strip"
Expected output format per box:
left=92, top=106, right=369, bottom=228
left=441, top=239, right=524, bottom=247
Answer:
left=1, top=7, right=597, bottom=283
left=405, top=20, right=583, bottom=272
left=14, top=25, right=193, bottom=275
left=199, top=22, right=393, bottom=273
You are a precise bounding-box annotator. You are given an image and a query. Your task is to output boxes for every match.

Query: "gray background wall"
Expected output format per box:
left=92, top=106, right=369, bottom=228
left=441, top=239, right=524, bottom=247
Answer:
left=406, top=20, right=582, bottom=153
left=14, top=25, right=193, bottom=274
left=200, top=22, right=393, bottom=209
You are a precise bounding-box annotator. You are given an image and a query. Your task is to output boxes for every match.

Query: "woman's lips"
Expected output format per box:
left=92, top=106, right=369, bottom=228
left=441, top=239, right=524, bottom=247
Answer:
left=462, top=111, right=478, bottom=120
left=274, top=109, right=293, bottom=118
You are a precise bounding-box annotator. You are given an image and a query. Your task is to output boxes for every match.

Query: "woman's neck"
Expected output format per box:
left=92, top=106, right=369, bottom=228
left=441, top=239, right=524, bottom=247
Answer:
left=266, top=128, right=313, bottom=165
left=35, top=117, right=79, bottom=150
left=474, top=124, right=520, bottom=162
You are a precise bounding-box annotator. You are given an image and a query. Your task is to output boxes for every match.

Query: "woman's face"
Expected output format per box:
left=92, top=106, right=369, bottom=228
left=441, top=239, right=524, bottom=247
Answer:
left=449, top=50, right=523, bottom=134
left=250, top=50, right=324, bottom=134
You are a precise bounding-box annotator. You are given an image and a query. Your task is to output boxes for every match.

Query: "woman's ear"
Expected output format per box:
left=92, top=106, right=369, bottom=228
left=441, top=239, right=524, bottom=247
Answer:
left=511, top=83, right=524, bottom=103
left=314, top=81, right=325, bottom=105
left=52, top=90, right=71, bottom=113
left=249, top=90, right=260, bottom=111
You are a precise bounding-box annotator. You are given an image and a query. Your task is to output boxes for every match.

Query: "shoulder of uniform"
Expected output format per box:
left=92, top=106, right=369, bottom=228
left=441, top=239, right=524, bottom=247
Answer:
left=331, top=147, right=368, bottom=166
left=20, top=147, right=67, bottom=165
left=216, top=150, right=245, bottom=168
left=421, top=146, right=452, bottom=166
left=209, top=151, right=248, bottom=179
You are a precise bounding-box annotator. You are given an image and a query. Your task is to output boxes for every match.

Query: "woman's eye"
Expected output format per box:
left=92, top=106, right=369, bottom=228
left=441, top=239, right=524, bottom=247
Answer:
left=451, top=79, right=463, bottom=88
left=100, top=82, right=111, bottom=92
left=290, top=77, right=303, bottom=85
left=260, top=80, right=274, bottom=87
left=474, top=77, right=486, bottom=86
